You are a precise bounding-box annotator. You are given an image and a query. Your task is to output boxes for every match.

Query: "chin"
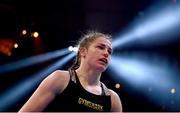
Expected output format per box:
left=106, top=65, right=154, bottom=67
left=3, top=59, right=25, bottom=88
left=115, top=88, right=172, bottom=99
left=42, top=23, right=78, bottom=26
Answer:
left=95, top=65, right=107, bottom=72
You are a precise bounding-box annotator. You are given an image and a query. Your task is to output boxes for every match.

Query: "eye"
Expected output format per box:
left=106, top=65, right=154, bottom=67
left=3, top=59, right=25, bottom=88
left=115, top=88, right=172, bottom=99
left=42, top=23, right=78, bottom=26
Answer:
left=108, top=49, right=112, bottom=55
left=97, top=45, right=104, bottom=50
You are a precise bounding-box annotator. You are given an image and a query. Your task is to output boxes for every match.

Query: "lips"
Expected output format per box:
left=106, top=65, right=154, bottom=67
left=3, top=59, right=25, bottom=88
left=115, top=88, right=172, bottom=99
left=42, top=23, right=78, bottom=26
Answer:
left=99, top=58, right=108, bottom=65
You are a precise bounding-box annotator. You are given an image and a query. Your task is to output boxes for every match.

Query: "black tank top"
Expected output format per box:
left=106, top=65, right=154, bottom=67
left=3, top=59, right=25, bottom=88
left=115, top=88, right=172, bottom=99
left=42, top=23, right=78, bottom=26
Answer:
left=44, top=69, right=111, bottom=112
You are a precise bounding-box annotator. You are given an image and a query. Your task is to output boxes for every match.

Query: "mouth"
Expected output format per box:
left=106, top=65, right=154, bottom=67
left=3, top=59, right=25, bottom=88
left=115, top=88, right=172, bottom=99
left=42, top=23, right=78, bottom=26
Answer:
left=99, top=58, right=108, bottom=65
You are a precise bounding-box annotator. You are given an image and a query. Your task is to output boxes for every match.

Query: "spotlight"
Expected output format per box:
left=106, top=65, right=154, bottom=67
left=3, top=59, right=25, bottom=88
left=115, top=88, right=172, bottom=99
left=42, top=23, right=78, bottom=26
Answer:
left=109, top=53, right=180, bottom=111
left=171, top=88, right=176, bottom=94
left=0, top=48, right=70, bottom=74
left=68, top=46, right=79, bottom=53
left=0, top=52, right=75, bottom=111
left=68, top=46, right=73, bottom=51
left=112, top=2, right=180, bottom=49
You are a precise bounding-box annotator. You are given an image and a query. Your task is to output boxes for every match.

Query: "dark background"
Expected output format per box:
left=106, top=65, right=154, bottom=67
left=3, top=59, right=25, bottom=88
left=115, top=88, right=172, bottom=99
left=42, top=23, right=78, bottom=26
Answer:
left=0, top=0, right=179, bottom=112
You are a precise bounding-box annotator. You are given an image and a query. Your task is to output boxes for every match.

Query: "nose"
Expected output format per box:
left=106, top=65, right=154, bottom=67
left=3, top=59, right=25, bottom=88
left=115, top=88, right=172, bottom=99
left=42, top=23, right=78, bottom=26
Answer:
left=103, top=49, right=109, bottom=58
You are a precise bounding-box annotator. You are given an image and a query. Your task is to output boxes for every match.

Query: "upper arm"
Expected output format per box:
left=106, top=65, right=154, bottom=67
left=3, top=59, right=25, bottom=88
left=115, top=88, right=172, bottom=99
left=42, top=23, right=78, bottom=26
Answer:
left=109, top=89, right=123, bottom=112
left=19, top=70, right=70, bottom=112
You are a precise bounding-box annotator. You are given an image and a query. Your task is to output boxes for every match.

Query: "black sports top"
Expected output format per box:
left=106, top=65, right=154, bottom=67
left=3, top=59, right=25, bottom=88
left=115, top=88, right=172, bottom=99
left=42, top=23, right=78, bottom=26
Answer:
left=44, top=69, right=111, bottom=112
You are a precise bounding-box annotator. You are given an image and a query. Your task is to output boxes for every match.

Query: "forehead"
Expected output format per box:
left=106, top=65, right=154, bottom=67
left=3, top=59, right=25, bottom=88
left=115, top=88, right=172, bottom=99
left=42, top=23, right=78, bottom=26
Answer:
left=92, top=36, right=112, bottom=48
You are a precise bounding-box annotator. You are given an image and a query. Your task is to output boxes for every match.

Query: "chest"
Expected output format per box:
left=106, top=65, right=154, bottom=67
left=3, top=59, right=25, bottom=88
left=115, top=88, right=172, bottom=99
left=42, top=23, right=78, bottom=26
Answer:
left=44, top=81, right=111, bottom=112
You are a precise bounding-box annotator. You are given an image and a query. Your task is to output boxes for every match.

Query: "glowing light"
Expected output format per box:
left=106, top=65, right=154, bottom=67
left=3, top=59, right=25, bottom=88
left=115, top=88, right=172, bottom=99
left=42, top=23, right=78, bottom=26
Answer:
left=32, top=32, right=39, bottom=38
left=115, top=83, right=121, bottom=89
left=68, top=46, right=73, bottom=51
left=109, top=53, right=180, bottom=110
left=0, top=48, right=70, bottom=74
left=112, top=2, right=180, bottom=49
left=110, top=54, right=175, bottom=87
left=171, top=88, right=176, bottom=94
left=111, top=1, right=180, bottom=111
left=0, top=52, right=75, bottom=111
left=68, top=46, right=79, bottom=53
left=22, top=30, right=27, bottom=35
left=14, top=43, right=18, bottom=48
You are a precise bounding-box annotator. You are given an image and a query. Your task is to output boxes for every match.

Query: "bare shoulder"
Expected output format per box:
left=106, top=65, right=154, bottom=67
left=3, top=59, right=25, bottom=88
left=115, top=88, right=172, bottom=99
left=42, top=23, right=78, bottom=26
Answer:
left=108, top=89, right=119, bottom=98
left=47, top=70, right=70, bottom=81
left=41, top=70, right=70, bottom=94
left=18, top=70, right=70, bottom=112
left=108, top=89, right=123, bottom=112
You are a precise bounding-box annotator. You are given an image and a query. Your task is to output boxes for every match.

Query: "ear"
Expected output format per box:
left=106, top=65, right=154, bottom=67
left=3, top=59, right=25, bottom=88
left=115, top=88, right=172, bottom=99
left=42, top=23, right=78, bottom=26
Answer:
left=79, top=47, right=87, bottom=58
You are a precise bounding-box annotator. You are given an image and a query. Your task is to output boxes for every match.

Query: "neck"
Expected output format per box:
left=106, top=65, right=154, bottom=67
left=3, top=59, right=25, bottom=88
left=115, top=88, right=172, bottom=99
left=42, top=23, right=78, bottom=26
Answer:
left=76, top=65, right=101, bottom=86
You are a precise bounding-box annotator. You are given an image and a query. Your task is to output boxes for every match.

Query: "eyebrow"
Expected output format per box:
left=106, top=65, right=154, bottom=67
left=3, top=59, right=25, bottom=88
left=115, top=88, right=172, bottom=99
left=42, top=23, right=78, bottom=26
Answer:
left=98, top=43, right=113, bottom=51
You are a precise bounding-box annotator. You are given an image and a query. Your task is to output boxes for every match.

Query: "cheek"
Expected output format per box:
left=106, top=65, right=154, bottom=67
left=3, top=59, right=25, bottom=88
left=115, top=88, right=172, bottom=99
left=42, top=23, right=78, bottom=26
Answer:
left=87, top=52, right=98, bottom=61
left=90, top=49, right=100, bottom=55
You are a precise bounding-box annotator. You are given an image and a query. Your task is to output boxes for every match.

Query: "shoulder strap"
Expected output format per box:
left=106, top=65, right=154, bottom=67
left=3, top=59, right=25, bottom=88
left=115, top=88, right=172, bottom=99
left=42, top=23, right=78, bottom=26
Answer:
left=69, top=69, right=110, bottom=96
left=101, top=82, right=110, bottom=96
left=68, top=69, right=77, bottom=83
left=72, top=69, right=81, bottom=84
